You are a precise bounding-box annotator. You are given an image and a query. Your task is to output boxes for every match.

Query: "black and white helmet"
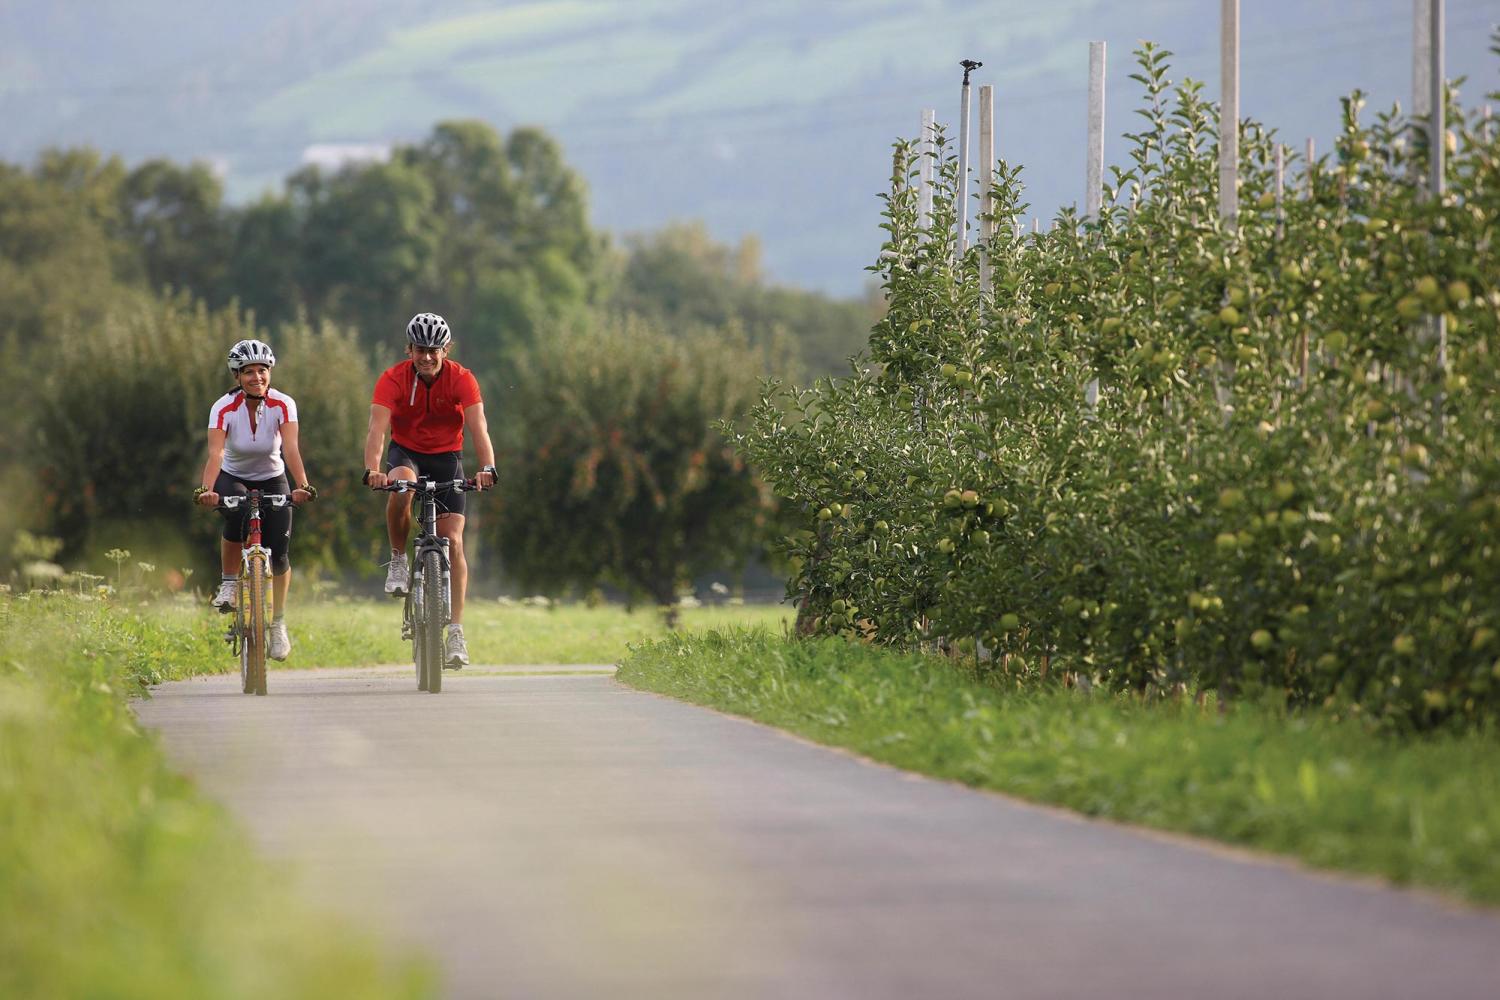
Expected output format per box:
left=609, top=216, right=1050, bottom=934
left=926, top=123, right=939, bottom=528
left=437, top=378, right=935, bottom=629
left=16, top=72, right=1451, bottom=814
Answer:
left=226, top=339, right=276, bottom=374
left=406, top=312, right=452, bottom=349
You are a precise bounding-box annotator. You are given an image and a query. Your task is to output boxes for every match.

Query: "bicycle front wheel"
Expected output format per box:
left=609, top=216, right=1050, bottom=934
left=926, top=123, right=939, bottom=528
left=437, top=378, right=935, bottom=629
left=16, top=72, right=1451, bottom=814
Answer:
left=407, top=583, right=427, bottom=692
left=422, top=549, right=444, bottom=693
left=238, top=576, right=253, bottom=694
left=245, top=556, right=269, bottom=696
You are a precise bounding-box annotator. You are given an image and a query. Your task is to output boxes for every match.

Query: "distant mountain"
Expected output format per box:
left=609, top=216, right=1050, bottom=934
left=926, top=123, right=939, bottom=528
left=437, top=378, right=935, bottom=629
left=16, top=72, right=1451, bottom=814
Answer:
left=2, top=0, right=1495, bottom=294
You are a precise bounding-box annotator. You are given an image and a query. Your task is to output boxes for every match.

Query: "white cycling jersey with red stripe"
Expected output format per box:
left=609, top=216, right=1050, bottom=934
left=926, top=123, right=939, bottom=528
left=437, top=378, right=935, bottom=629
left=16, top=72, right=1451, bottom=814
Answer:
left=207, top=388, right=299, bottom=480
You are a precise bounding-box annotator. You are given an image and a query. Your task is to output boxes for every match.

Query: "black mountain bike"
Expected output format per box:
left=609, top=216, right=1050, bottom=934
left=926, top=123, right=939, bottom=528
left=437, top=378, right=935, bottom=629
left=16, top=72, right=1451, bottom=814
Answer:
left=375, top=477, right=478, bottom=693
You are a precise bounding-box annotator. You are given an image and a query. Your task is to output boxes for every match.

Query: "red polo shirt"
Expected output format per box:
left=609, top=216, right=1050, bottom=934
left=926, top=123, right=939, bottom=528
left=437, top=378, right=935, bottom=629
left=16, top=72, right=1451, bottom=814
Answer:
left=372, top=360, right=483, bottom=454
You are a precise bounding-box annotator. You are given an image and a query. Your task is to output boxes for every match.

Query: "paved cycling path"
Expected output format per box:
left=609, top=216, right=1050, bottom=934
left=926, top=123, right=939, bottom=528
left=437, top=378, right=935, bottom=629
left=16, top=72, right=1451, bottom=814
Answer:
left=135, top=666, right=1500, bottom=1000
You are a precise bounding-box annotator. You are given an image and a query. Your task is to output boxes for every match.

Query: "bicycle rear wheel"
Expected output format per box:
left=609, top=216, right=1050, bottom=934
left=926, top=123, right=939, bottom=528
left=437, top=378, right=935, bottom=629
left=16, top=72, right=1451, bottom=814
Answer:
left=422, top=549, right=444, bottom=693
left=245, top=557, right=268, bottom=696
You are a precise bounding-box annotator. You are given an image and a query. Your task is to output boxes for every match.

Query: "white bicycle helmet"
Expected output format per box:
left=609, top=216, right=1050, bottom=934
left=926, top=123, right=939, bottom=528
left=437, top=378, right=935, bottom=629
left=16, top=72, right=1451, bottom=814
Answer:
left=226, top=339, right=276, bottom=374
left=406, top=312, right=452, bottom=349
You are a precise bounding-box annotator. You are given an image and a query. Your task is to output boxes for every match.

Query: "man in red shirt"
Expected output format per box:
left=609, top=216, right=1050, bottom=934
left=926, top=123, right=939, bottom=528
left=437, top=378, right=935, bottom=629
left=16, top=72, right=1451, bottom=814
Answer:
left=363, top=312, right=497, bottom=667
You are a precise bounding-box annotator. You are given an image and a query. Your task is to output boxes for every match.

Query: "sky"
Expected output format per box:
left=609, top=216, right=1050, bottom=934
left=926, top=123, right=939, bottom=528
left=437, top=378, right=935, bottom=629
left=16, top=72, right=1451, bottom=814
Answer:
left=1, top=0, right=1495, bottom=295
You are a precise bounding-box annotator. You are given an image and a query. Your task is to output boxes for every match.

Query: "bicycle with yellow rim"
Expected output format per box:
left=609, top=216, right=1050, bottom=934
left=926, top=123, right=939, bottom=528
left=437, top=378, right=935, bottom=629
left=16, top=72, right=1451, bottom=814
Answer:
left=216, top=490, right=293, bottom=696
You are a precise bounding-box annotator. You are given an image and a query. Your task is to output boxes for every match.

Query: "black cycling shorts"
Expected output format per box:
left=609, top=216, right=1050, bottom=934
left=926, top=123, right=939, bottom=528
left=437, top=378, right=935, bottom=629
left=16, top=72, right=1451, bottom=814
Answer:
left=385, top=442, right=466, bottom=517
left=214, top=471, right=293, bottom=575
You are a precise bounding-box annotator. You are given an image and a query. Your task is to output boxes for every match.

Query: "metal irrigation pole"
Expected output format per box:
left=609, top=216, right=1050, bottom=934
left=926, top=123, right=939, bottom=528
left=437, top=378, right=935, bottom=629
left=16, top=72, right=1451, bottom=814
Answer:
left=957, top=59, right=982, bottom=256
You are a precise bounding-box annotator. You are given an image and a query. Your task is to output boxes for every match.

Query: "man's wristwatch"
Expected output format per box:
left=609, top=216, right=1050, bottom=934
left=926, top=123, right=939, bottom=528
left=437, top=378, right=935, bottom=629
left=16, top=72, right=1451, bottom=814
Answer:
left=362, top=468, right=376, bottom=485
left=481, top=465, right=498, bottom=479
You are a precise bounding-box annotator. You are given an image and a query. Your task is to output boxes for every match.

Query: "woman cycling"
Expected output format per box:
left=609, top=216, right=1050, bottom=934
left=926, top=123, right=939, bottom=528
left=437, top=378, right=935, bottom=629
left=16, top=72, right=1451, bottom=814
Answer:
left=194, top=339, right=315, bottom=662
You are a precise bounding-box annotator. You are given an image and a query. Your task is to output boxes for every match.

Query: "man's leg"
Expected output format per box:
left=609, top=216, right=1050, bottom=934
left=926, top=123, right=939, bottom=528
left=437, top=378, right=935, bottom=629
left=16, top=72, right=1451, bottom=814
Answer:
left=385, top=465, right=417, bottom=550
left=438, top=513, right=470, bottom=667
left=383, top=466, right=417, bottom=595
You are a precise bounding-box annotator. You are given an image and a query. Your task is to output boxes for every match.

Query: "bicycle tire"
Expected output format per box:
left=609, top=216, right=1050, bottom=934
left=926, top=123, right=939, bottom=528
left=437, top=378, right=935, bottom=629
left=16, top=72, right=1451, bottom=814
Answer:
left=408, top=584, right=428, bottom=692
left=246, top=556, right=268, bottom=696
left=422, top=549, right=444, bottom=693
left=238, top=575, right=253, bottom=694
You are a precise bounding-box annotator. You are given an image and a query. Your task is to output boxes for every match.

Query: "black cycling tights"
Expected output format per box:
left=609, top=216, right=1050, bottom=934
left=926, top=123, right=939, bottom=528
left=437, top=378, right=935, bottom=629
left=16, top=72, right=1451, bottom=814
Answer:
left=214, top=471, right=293, bottom=575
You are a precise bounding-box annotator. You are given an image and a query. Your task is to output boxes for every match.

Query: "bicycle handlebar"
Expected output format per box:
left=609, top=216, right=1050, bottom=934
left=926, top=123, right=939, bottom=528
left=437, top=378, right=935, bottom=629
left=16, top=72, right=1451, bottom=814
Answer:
left=372, top=477, right=484, bottom=494
left=216, top=494, right=295, bottom=512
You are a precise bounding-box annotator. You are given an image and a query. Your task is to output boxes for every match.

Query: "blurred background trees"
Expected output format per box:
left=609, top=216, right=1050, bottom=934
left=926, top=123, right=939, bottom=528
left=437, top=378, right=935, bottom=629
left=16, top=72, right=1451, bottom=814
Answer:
left=494, top=317, right=777, bottom=618
left=0, top=119, right=879, bottom=592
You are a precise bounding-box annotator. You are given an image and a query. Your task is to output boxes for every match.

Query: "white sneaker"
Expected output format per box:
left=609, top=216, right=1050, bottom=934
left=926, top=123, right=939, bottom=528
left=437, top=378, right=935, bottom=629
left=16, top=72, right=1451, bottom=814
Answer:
left=444, top=625, right=469, bottom=669
left=268, top=619, right=291, bottom=661
left=212, top=578, right=238, bottom=613
left=384, top=554, right=410, bottom=596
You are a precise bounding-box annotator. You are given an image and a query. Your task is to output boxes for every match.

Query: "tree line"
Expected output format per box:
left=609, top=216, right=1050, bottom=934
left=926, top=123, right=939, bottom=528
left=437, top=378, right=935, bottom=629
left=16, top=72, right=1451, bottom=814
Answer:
left=0, top=119, right=880, bottom=607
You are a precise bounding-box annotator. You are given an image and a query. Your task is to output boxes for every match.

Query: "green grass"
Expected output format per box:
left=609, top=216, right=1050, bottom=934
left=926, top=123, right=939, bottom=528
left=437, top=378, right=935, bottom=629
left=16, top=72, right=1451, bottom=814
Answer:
left=618, top=629, right=1500, bottom=906
left=0, top=593, right=433, bottom=1000
left=143, top=596, right=793, bottom=668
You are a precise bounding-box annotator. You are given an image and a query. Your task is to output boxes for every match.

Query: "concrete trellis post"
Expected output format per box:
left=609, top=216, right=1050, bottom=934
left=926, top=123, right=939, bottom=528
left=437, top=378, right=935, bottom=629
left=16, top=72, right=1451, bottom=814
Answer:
left=1274, top=144, right=1285, bottom=238
left=1276, top=142, right=1304, bottom=383
left=1304, top=137, right=1315, bottom=198
left=1429, top=0, right=1448, bottom=377
left=1086, top=42, right=1106, bottom=221
left=1414, top=1, right=1432, bottom=124
left=1220, top=0, right=1240, bottom=227
left=1085, top=41, right=1105, bottom=413
left=979, top=84, right=995, bottom=294
left=919, top=109, right=936, bottom=238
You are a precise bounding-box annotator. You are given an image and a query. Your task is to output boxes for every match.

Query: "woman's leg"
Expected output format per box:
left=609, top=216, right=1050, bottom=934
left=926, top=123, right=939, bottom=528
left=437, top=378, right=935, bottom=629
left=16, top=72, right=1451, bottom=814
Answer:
left=272, top=568, right=290, bottom=616
left=221, top=538, right=242, bottom=575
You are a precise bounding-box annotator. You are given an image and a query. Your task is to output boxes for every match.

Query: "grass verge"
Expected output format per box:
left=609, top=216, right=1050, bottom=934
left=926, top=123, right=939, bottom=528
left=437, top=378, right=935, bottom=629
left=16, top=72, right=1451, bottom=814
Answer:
left=0, top=593, right=433, bottom=999
left=618, top=629, right=1500, bottom=906
left=142, top=596, right=794, bottom=668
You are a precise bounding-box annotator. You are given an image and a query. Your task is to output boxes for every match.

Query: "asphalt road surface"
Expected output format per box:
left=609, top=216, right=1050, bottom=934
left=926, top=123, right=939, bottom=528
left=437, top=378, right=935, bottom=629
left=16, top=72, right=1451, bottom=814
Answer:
left=135, top=665, right=1500, bottom=1000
